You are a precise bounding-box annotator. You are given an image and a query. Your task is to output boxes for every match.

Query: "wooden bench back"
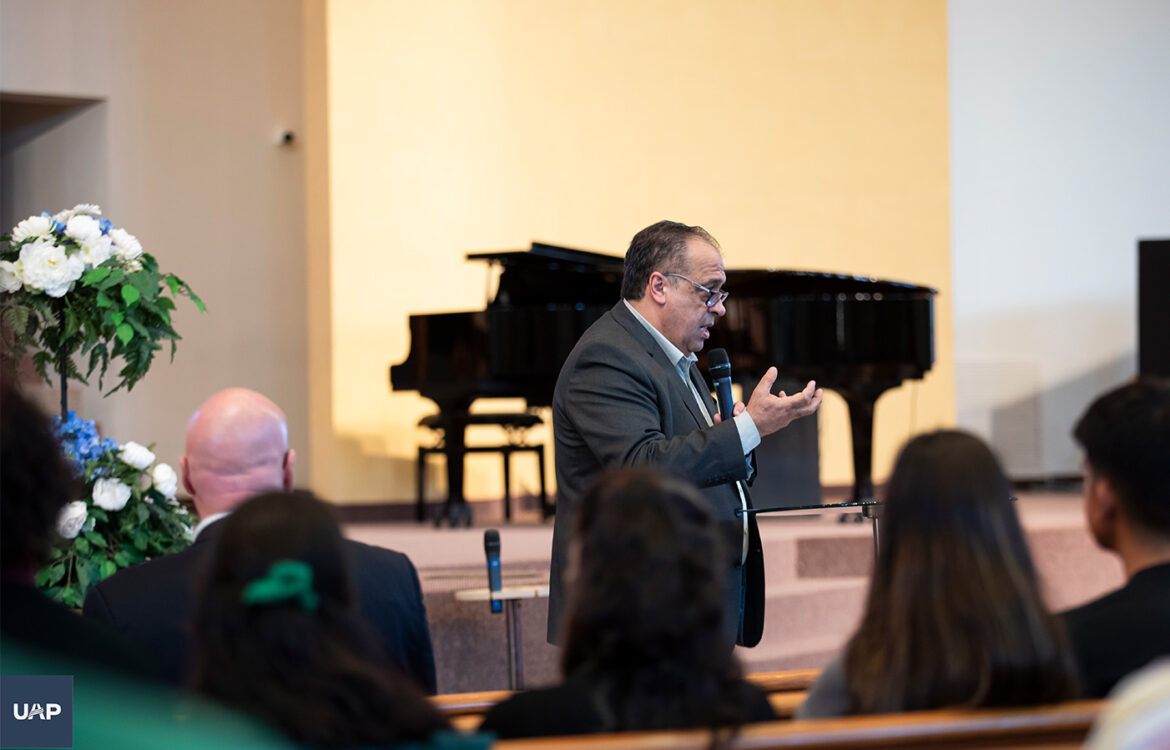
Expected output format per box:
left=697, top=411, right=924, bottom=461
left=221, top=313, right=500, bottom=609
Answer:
left=432, top=668, right=820, bottom=723
left=491, top=700, right=1104, bottom=750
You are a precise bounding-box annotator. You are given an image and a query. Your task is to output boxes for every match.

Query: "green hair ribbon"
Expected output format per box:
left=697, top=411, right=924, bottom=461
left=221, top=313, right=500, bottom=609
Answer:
left=241, top=559, right=320, bottom=612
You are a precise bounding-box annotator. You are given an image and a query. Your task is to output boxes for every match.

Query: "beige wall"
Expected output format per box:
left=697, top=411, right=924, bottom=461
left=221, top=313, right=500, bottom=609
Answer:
left=1, top=0, right=954, bottom=504
left=1, top=0, right=310, bottom=478
left=323, top=0, right=955, bottom=503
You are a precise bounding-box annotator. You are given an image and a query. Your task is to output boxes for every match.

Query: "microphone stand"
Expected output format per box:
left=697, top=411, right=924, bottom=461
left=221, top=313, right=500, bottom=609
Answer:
left=736, top=500, right=884, bottom=559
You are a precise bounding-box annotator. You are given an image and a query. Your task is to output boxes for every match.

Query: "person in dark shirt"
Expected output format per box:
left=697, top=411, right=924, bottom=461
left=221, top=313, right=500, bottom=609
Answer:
left=481, top=469, right=776, bottom=739
left=189, top=489, right=453, bottom=750
left=1062, top=378, right=1170, bottom=698
left=0, top=379, right=159, bottom=682
left=83, top=388, right=437, bottom=693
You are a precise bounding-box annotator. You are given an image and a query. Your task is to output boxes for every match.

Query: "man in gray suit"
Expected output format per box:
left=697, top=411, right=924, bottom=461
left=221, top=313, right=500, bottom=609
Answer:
left=548, top=220, right=823, bottom=647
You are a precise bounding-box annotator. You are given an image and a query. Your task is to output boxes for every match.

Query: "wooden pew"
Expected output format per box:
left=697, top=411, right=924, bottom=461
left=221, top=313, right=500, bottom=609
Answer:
left=431, top=669, right=820, bottom=729
left=491, top=700, right=1104, bottom=750
left=433, top=690, right=515, bottom=731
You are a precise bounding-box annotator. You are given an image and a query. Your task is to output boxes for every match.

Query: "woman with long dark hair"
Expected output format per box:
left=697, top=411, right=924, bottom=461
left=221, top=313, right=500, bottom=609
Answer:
left=480, top=469, right=775, bottom=738
left=798, top=430, right=1079, bottom=717
left=189, top=490, right=454, bottom=749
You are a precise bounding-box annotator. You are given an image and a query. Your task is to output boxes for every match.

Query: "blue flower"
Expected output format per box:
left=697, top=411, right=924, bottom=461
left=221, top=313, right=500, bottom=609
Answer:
left=51, top=411, right=112, bottom=477
left=98, top=217, right=113, bottom=233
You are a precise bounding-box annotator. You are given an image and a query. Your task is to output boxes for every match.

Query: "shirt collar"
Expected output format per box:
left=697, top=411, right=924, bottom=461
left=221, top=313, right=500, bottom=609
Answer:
left=623, top=299, right=697, bottom=372
left=193, top=511, right=231, bottom=541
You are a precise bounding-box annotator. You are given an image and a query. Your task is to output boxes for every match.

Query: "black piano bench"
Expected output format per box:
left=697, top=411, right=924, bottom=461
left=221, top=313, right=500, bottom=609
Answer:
left=416, top=412, right=551, bottom=523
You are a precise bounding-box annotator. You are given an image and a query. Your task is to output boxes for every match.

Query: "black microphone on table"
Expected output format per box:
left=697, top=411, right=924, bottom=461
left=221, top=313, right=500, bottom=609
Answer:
left=708, top=348, right=735, bottom=422
left=483, top=529, right=502, bottom=613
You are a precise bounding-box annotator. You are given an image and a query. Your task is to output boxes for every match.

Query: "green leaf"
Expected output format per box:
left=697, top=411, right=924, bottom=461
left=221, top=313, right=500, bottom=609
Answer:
left=165, top=275, right=181, bottom=297
left=190, top=290, right=206, bottom=312
left=62, top=306, right=79, bottom=339
left=96, top=291, right=114, bottom=308
left=116, top=323, right=133, bottom=344
left=91, top=508, right=109, bottom=523
left=75, top=537, right=91, bottom=555
left=100, top=560, right=117, bottom=578
left=35, top=563, right=66, bottom=587
left=136, top=504, right=150, bottom=524
left=98, top=269, right=125, bottom=290
left=84, top=530, right=108, bottom=549
left=2, top=304, right=30, bottom=335
left=121, top=284, right=140, bottom=305
left=83, top=267, right=112, bottom=285
left=131, top=269, right=161, bottom=301
left=113, top=550, right=131, bottom=567
left=111, top=311, right=124, bottom=326
left=75, top=558, right=98, bottom=590
left=60, top=587, right=82, bottom=608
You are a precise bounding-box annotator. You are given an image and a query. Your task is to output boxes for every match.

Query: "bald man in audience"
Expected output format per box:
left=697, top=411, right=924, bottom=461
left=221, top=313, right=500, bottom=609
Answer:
left=83, top=388, right=437, bottom=692
left=1062, top=378, right=1170, bottom=698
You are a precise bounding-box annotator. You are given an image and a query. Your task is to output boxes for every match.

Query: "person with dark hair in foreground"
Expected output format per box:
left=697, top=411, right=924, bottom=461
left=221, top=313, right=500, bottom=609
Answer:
left=1063, top=377, right=1170, bottom=698
left=798, top=430, right=1079, bottom=717
left=481, top=469, right=776, bottom=739
left=83, top=388, right=437, bottom=692
left=190, top=490, right=462, bottom=750
left=0, top=380, right=158, bottom=681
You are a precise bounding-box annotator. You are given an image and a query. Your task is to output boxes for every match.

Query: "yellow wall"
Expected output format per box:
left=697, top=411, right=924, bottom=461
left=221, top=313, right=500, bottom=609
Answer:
left=322, top=0, right=953, bottom=503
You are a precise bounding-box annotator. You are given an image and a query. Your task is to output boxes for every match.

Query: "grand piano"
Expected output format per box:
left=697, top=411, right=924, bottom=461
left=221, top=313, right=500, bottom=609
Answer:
left=390, top=242, right=935, bottom=523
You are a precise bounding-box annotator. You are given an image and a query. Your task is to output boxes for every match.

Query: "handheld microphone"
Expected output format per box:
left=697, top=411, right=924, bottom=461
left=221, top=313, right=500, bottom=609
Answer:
left=708, top=348, right=735, bottom=422
left=484, top=529, right=502, bottom=613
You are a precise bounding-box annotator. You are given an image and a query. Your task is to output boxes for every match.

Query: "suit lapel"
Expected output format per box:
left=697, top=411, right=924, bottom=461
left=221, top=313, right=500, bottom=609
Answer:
left=609, top=302, right=712, bottom=431
left=688, top=362, right=717, bottom=423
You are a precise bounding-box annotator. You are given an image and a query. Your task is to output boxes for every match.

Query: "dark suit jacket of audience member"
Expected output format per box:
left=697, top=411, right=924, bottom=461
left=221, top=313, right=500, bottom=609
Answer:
left=1062, top=561, right=1170, bottom=698
left=82, top=519, right=438, bottom=693
left=1, top=580, right=162, bottom=682
left=479, top=673, right=776, bottom=739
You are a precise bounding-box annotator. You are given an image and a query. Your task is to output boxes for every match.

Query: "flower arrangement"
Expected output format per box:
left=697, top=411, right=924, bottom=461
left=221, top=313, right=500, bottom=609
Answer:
left=37, top=411, right=195, bottom=607
left=0, top=204, right=204, bottom=402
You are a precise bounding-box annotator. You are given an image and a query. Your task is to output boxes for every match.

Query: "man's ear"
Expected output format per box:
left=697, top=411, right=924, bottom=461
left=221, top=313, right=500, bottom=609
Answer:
left=283, top=449, right=296, bottom=490
left=647, top=272, right=669, bottom=305
left=180, top=456, right=196, bottom=497
left=1086, top=472, right=1121, bottom=549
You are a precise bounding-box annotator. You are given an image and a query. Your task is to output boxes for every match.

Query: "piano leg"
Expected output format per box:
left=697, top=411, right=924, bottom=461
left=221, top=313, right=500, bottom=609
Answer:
left=846, top=395, right=877, bottom=504
left=434, top=406, right=474, bottom=528
left=840, top=381, right=900, bottom=505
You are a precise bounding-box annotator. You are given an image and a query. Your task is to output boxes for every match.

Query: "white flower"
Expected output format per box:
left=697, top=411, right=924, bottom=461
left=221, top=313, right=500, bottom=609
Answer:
left=92, top=477, right=132, bottom=511
left=56, top=501, right=89, bottom=539
left=52, top=204, right=101, bottom=223
left=80, top=234, right=113, bottom=268
left=0, top=260, right=22, bottom=293
left=18, top=238, right=85, bottom=298
left=151, top=463, right=178, bottom=500
left=64, top=215, right=102, bottom=246
left=109, top=228, right=143, bottom=263
left=11, top=215, right=53, bottom=243
left=120, top=441, right=155, bottom=470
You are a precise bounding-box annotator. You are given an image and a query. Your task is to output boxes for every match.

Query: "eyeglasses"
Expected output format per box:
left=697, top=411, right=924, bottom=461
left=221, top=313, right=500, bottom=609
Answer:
left=664, top=273, right=730, bottom=308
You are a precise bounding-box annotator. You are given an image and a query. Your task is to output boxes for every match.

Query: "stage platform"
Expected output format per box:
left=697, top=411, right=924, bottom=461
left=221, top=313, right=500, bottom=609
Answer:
left=345, top=492, right=1124, bottom=694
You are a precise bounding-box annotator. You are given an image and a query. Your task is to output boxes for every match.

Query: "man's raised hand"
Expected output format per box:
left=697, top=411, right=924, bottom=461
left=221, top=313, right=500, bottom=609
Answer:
left=743, top=367, right=823, bottom=437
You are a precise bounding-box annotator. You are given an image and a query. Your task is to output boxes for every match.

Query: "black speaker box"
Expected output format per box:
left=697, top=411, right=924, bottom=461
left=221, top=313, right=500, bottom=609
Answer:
left=1139, top=239, right=1170, bottom=379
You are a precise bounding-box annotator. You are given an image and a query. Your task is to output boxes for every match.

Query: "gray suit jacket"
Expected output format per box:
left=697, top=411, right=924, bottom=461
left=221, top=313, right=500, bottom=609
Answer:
left=548, top=301, right=765, bottom=647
